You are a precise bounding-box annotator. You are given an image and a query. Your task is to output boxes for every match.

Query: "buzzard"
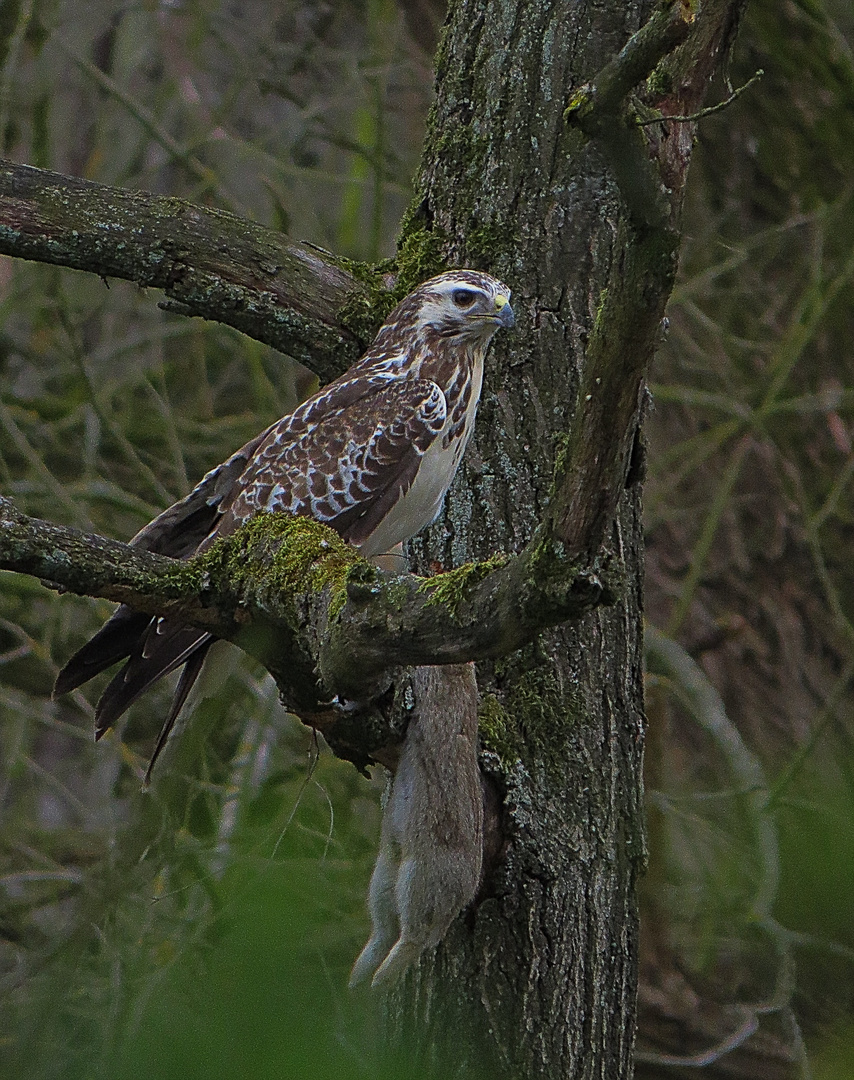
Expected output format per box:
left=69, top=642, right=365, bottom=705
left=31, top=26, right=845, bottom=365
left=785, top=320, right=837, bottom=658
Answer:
left=55, top=270, right=514, bottom=776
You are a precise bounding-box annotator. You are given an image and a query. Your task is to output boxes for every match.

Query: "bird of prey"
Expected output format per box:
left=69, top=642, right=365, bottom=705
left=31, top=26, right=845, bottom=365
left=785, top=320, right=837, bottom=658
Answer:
left=54, top=269, right=514, bottom=777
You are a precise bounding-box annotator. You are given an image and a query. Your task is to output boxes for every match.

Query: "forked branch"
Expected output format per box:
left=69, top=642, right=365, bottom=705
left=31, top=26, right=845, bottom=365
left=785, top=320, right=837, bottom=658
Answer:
left=554, top=0, right=693, bottom=563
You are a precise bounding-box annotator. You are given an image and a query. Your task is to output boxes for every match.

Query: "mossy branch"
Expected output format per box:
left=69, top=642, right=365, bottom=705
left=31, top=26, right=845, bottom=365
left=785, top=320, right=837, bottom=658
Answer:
left=0, top=496, right=610, bottom=759
left=0, top=159, right=375, bottom=382
left=564, top=1, right=694, bottom=231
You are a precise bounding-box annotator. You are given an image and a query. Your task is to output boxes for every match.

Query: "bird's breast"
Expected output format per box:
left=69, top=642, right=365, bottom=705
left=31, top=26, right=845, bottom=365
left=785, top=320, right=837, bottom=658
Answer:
left=356, top=360, right=484, bottom=559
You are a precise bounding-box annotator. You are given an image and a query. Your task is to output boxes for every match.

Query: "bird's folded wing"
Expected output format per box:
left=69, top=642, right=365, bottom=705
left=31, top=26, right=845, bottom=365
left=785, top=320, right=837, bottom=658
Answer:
left=53, top=429, right=275, bottom=699
left=221, top=377, right=448, bottom=545
left=54, top=375, right=446, bottom=744
left=129, top=423, right=278, bottom=557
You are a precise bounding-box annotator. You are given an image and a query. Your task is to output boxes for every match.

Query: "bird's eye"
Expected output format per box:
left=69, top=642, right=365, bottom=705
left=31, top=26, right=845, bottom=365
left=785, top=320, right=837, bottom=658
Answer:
left=452, top=288, right=477, bottom=308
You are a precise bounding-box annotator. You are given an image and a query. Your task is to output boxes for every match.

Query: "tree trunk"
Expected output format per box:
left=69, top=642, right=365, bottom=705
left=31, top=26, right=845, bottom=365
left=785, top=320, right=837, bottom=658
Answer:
left=384, top=2, right=743, bottom=1076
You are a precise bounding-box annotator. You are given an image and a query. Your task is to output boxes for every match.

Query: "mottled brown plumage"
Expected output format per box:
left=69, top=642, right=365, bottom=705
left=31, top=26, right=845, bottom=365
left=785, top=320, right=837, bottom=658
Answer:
left=54, top=270, right=513, bottom=778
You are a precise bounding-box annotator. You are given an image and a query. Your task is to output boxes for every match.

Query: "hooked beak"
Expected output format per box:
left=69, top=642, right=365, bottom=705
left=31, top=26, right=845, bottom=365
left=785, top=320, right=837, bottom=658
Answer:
left=494, top=295, right=515, bottom=328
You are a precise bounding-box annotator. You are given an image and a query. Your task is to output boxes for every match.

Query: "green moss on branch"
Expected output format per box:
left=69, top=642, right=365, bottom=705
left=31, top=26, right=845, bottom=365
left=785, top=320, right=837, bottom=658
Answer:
left=417, top=553, right=510, bottom=619
left=199, top=513, right=363, bottom=619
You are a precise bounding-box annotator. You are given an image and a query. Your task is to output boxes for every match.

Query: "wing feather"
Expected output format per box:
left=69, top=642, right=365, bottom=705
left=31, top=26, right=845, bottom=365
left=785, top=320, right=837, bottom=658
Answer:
left=54, top=430, right=274, bottom=716
left=94, top=622, right=212, bottom=737
left=53, top=606, right=151, bottom=697
left=220, top=377, right=447, bottom=544
left=144, top=639, right=213, bottom=785
left=130, top=424, right=277, bottom=556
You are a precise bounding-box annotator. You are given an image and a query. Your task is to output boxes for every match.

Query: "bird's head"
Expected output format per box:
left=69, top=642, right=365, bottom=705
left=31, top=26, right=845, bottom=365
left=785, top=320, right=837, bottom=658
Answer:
left=414, top=270, right=515, bottom=340
left=375, top=270, right=514, bottom=351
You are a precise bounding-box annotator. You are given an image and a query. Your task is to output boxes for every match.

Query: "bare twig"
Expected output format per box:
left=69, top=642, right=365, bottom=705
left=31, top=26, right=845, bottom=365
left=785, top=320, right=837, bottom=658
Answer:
left=638, top=69, right=764, bottom=125
left=643, top=628, right=812, bottom=1072
left=646, top=625, right=780, bottom=916
left=65, top=45, right=244, bottom=214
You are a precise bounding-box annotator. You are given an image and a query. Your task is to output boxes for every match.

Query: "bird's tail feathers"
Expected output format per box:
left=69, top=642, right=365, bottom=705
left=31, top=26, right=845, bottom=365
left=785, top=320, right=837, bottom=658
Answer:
left=93, top=622, right=212, bottom=738
left=54, top=603, right=213, bottom=781
left=144, top=638, right=213, bottom=785
left=53, top=606, right=151, bottom=698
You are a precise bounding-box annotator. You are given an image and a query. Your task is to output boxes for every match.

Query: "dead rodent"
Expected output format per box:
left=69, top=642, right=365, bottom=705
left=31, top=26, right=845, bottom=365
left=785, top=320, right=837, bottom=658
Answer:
left=349, top=662, right=483, bottom=988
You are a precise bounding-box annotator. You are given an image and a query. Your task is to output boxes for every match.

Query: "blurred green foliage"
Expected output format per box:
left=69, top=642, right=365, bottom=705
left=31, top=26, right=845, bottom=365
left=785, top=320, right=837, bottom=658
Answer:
left=3, top=741, right=412, bottom=1080
left=639, top=0, right=854, bottom=1071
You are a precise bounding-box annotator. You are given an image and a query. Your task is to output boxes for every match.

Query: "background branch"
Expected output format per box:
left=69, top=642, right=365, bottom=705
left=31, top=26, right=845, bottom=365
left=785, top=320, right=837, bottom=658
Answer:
left=0, top=159, right=373, bottom=382
left=554, top=0, right=690, bottom=563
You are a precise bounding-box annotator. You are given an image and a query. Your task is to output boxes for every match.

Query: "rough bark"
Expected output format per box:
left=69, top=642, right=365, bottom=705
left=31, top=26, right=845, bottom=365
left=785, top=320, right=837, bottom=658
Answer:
left=0, top=160, right=369, bottom=382
left=386, top=2, right=745, bottom=1078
